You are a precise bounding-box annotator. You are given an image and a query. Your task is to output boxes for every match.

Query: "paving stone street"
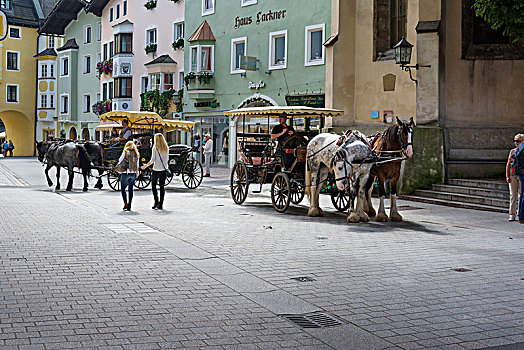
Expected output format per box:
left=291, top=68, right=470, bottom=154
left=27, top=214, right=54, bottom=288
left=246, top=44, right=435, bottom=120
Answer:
left=0, top=157, right=523, bottom=350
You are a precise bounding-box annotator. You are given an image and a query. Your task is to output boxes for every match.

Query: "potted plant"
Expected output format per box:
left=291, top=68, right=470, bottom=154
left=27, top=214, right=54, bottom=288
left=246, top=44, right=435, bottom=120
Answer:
left=184, top=72, right=196, bottom=87
left=145, top=43, right=157, bottom=55
left=172, top=38, right=184, bottom=50
left=144, top=0, right=157, bottom=10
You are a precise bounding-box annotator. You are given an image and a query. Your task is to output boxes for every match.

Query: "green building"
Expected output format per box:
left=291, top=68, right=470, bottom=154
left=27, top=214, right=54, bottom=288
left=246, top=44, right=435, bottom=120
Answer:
left=39, top=0, right=102, bottom=140
left=183, top=0, right=331, bottom=167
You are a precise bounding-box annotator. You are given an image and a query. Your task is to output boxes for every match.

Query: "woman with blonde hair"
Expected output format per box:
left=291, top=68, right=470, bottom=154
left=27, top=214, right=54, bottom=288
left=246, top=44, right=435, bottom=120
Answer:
left=118, top=140, right=139, bottom=211
left=141, top=133, right=169, bottom=209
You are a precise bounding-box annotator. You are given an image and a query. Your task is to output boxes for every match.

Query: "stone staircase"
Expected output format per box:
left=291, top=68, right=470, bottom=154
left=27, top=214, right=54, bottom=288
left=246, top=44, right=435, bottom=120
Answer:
left=401, top=179, right=509, bottom=213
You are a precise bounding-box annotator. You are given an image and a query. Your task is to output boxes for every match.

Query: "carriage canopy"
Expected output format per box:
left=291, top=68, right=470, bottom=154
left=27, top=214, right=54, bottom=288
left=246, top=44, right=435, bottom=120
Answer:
left=98, top=111, right=195, bottom=132
left=224, top=106, right=344, bottom=118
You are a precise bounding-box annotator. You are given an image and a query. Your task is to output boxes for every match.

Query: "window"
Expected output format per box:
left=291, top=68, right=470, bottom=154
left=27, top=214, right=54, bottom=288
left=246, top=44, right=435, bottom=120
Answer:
left=97, top=22, right=102, bottom=41
left=40, top=94, right=48, bottom=108
left=103, top=43, right=108, bottom=61
left=96, top=53, right=101, bottom=65
left=41, top=63, right=48, bottom=78
left=115, top=33, right=132, bottom=54
left=6, top=85, right=18, bottom=103
left=60, top=95, right=69, bottom=114
left=123, top=0, right=127, bottom=16
left=103, top=83, right=108, bottom=100
left=9, top=27, right=20, bottom=39
left=83, top=95, right=91, bottom=113
left=164, top=74, right=174, bottom=91
left=48, top=36, right=54, bottom=48
left=61, top=57, right=69, bottom=76
left=305, top=24, right=325, bottom=66
left=190, top=45, right=214, bottom=72
left=109, top=7, right=114, bottom=22
left=116, top=3, right=120, bottom=19
left=50, top=63, right=54, bottom=77
left=109, top=41, right=114, bottom=58
left=373, top=0, right=406, bottom=60
left=115, top=78, right=132, bottom=98
left=150, top=73, right=161, bottom=90
left=241, top=0, right=257, bottom=6
left=146, top=28, right=157, bottom=45
left=96, top=93, right=101, bottom=102
left=108, top=81, right=114, bottom=99
left=174, top=22, right=184, bottom=40
left=231, top=37, right=246, bottom=73
left=84, top=55, right=91, bottom=74
left=6, top=51, right=19, bottom=71
left=84, top=25, right=92, bottom=44
left=202, top=0, right=214, bottom=16
left=141, top=76, right=149, bottom=93
left=50, top=94, right=54, bottom=108
left=178, top=71, right=184, bottom=90
left=269, top=30, right=287, bottom=70
left=1, top=0, right=11, bottom=9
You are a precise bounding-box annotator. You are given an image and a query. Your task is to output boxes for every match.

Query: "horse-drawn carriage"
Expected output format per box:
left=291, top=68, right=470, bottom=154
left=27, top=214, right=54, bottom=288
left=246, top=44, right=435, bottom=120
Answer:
left=225, top=106, right=358, bottom=213
left=97, top=111, right=203, bottom=191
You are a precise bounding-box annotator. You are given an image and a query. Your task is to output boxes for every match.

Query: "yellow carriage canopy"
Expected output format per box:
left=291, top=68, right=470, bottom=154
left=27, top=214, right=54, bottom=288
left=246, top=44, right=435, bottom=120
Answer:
left=224, top=106, right=344, bottom=118
left=98, top=111, right=195, bottom=132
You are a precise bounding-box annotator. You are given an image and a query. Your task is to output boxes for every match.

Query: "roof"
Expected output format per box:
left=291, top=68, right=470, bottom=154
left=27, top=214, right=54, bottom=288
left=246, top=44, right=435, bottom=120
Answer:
left=188, top=20, right=215, bottom=42
left=85, top=0, right=110, bottom=17
left=145, top=54, right=177, bottom=66
left=57, top=38, right=79, bottom=51
left=34, top=48, right=57, bottom=57
left=96, top=120, right=194, bottom=133
left=38, top=0, right=86, bottom=35
left=3, top=0, right=43, bottom=27
left=224, top=106, right=344, bottom=118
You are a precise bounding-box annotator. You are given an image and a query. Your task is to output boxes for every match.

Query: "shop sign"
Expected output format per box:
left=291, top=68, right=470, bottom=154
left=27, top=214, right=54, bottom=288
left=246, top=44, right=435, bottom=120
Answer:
left=285, top=93, right=325, bottom=108
left=194, top=99, right=220, bottom=108
left=234, top=9, right=287, bottom=29
left=0, top=11, right=8, bottom=41
left=240, top=56, right=257, bottom=71
left=248, top=81, right=265, bottom=90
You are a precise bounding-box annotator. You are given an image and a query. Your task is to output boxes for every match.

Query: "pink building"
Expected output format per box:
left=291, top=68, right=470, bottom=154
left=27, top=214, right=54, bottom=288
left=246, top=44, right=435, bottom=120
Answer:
left=90, top=0, right=184, bottom=114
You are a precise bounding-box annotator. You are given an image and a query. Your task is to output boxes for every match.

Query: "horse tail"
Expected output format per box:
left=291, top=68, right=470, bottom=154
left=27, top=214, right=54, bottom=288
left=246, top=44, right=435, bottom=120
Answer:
left=305, top=156, right=311, bottom=199
left=76, top=145, right=92, bottom=177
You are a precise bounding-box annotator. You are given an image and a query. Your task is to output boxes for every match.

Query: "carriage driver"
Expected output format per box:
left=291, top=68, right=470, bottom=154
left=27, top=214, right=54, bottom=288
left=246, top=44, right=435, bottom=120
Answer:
left=112, top=119, right=132, bottom=145
left=271, top=116, right=296, bottom=169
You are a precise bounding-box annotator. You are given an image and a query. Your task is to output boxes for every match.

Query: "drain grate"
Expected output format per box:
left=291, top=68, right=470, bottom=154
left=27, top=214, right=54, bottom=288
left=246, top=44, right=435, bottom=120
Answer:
left=291, top=276, right=315, bottom=282
left=452, top=268, right=471, bottom=272
left=282, top=311, right=343, bottom=329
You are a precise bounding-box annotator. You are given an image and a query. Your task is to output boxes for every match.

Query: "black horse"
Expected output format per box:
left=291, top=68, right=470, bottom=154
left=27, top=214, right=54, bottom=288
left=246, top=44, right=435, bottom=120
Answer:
left=82, top=141, right=106, bottom=189
left=36, top=140, right=92, bottom=192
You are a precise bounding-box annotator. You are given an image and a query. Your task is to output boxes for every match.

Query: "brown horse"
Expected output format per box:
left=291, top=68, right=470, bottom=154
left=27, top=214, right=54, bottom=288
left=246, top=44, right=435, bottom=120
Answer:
left=364, top=117, right=414, bottom=221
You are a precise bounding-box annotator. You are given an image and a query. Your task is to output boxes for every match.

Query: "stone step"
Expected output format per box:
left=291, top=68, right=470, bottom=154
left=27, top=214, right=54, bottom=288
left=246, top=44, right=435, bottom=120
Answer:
left=446, top=178, right=508, bottom=191
left=432, top=184, right=509, bottom=199
left=400, top=195, right=507, bottom=213
left=413, top=189, right=509, bottom=208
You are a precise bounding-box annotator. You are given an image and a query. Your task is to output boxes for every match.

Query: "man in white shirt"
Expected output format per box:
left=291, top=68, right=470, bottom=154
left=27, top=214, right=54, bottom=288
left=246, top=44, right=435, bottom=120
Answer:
left=202, top=133, right=213, bottom=177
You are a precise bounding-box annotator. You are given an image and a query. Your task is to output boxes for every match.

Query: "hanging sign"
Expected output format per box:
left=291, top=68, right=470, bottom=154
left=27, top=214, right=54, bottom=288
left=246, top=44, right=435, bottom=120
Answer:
left=285, top=93, right=325, bottom=108
left=240, top=56, right=257, bottom=71
left=0, top=11, right=8, bottom=41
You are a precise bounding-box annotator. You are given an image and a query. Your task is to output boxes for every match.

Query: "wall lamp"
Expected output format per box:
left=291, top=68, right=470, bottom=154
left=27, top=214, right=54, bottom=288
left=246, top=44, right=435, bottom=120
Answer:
left=240, top=72, right=246, bottom=77
left=265, top=70, right=272, bottom=75
left=393, top=37, right=430, bottom=84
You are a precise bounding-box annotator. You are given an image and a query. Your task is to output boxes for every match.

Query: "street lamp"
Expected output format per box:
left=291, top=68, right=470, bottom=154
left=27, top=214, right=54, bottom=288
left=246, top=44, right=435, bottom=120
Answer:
left=393, top=37, right=430, bottom=84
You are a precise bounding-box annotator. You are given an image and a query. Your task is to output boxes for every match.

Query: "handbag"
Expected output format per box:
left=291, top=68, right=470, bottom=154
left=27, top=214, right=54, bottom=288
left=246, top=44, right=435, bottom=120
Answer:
left=157, top=147, right=172, bottom=177
left=114, top=151, right=128, bottom=174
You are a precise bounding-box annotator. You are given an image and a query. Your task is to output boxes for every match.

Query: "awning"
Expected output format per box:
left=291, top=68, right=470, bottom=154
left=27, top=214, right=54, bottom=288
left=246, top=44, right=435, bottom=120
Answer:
left=100, top=111, right=164, bottom=127
left=96, top=119, right=194, bottom=133
left=224, top=106, right=344, bottom=118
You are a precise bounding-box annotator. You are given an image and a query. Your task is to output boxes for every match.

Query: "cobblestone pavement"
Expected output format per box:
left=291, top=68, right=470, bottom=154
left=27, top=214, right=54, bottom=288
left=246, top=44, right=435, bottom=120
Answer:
left=0, top=158, right=523, bottom=350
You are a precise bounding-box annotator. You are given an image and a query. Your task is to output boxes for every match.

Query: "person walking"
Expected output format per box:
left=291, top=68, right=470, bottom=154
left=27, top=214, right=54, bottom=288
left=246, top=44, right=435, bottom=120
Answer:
left=202, top=133, right=213, bottom=177
left=118, top=141, right=139, bottom=211
left=1, top=140, right=7, bottom=157
left=7, top=140, right=14, bottom=157
left=507, top=134, right=524, bottom=221
left=141, top=133, right=169, bottom=210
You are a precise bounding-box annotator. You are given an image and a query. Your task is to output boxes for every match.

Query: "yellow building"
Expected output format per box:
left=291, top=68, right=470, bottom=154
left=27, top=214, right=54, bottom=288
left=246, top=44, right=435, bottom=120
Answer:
left=0, top=1, right=44, bottom=156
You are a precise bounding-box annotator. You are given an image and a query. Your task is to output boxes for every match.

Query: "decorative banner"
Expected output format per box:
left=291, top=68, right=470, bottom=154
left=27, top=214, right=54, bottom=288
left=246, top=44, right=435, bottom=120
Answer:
left=285, top=93, right=325, bottom=108
left=0, top=10, right=8, bottom=41
left=240, top=56, right=257, bottom=71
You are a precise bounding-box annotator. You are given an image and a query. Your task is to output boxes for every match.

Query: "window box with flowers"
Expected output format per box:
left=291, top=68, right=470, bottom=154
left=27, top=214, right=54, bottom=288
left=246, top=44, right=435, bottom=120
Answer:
left=144, top=0, right=157, bottom=10
left=172, top=38, right=184, bottom=50
left=96, top=58, right=113, bottom=75
left=93, top=99, right=112, bottom=115
left=140, top=89, right=177, bottom=117
left=145, top=43, right=157, bottom=55
left=186, top=71, right=214, bottom=91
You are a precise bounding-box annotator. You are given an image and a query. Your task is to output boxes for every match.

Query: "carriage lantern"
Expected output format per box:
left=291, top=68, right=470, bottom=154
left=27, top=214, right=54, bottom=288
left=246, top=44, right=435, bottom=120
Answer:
left=393, top=37, right=430, bottom=84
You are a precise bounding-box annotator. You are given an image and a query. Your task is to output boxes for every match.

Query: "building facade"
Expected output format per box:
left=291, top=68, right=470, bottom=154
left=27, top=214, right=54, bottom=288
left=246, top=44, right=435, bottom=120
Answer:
left=183, top=0, right=331, bottom=167
left=326, top=0, right=524, bottom=191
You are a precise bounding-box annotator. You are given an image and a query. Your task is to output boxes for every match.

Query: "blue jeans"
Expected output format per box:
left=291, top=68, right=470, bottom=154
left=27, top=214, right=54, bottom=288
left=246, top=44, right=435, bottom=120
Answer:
left=519, top=175, right=524, bottom=220
left=121, top=173, right=136, bottom=205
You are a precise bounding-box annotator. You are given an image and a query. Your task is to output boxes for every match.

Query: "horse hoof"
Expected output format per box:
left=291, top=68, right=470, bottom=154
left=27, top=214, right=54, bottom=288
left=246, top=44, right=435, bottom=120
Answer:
left=347, top=213, right=360, bottom=223
left=83, top=188, right=88, bottom=192
left=368, top=208, right=376, bottom=217
left=376, top=213, right=388, bottom=222
left=359, top=212, right=370, bottom=222
left=48, top=182, right=53, bottom=187
left=307, top=208, right=324, bottom=217
left=390, top=214, right=403, bottom=222
left=66, top=188, right=72, bottom=191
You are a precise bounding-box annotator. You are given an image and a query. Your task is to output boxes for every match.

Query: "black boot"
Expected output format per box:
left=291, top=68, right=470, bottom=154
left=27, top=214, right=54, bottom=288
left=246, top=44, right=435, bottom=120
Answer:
left=152, top=202, right=158, bottom=209
left=157, top=202, right=163, bottom=210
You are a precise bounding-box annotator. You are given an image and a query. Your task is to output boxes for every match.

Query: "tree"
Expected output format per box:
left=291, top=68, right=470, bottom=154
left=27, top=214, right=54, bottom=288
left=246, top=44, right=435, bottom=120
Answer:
left=473, top=0, right=524, bottom=44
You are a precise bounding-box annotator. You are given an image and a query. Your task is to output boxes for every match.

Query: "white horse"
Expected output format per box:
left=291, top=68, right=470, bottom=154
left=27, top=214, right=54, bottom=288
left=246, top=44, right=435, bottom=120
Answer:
left=305, top=131, right=377, bottom=223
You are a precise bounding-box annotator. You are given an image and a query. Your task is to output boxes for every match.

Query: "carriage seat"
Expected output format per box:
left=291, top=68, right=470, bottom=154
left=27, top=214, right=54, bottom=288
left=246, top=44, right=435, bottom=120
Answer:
left=169, top=144, right=192, bottom=155
left=239, top=140, right=274, bottom=166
